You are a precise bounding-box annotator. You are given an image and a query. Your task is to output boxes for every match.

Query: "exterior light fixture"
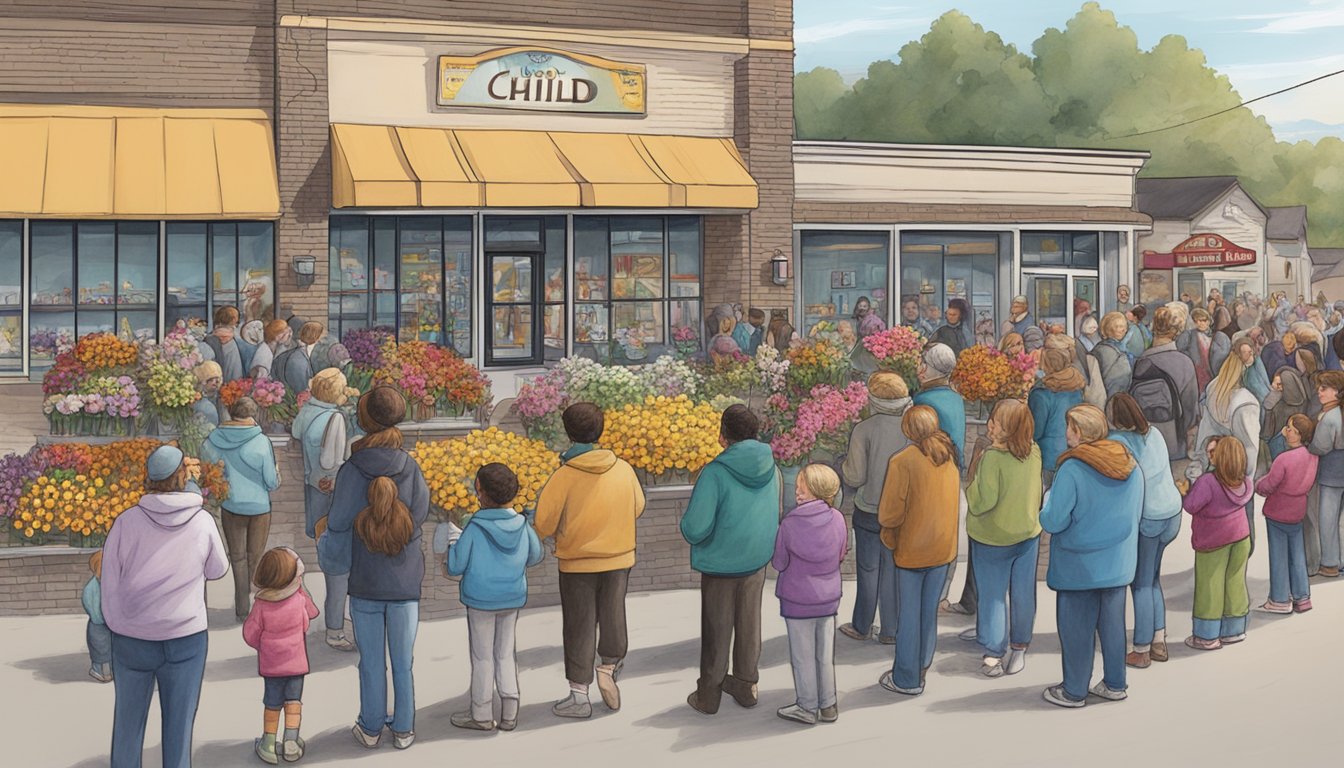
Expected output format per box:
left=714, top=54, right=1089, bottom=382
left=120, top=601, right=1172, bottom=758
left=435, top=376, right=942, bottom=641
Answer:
left=770, top=248, right=790, bottom=286
left=293, top=255, right=317, bottom=287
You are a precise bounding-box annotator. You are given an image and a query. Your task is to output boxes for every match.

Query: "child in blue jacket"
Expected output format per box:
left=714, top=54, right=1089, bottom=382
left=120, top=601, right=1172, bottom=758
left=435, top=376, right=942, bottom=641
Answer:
left=445, top=463, right=544, bottom=732
left=83, top=550, right=112, bottom=683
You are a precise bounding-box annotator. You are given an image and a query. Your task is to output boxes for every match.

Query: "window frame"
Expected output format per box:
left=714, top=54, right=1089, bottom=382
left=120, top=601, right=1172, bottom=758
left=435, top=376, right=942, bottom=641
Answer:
left=0, top=220, right=23, bottom=374
left=165, top=221, right=276, bottom=331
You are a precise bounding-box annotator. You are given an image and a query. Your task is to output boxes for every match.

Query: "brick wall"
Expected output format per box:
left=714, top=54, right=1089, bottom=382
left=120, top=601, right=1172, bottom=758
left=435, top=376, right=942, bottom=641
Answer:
left=0, top=548, right=95, bottom=616
left=794, top=202, right=1152, bottom=226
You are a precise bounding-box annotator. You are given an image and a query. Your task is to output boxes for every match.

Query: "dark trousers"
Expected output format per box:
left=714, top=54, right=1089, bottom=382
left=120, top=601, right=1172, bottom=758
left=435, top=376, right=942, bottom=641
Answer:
left=88, top=620, right=113, bottom=667
left=697, top=568, right=766, bottom=711
left=1056, top=587, right=1127, bottom=702
left=111, top=631, right=208, bottom=768
left=222, top=509, right=271, bottom=617
left=851, top=524, right=898, bottom=639
left=558, top=569, right=630, bottom=686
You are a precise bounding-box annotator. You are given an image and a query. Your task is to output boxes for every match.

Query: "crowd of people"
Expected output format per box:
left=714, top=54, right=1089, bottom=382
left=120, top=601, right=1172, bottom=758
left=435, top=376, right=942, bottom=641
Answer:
left=80, top=285, right=1344, bottom=765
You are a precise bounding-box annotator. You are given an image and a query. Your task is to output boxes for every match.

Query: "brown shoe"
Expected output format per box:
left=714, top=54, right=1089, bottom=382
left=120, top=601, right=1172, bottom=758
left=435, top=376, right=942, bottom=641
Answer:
left=722, top=675, right=758, bottom=708
left=1319, top=566, right=1341, bottom=578
left=1125, top=651, right=1151, bottom=669
left=1150, top=641, right=1169, bottom=663
left=595, top=664, right=621, bottom=711
left=686, top=691, right=717, bottom=716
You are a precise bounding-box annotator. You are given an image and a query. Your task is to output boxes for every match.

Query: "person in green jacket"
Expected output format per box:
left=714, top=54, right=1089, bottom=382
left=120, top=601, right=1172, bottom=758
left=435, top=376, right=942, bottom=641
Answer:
left=681, top=405, right=781, bottom=716
left=965, top=399, right=1043, bottom=679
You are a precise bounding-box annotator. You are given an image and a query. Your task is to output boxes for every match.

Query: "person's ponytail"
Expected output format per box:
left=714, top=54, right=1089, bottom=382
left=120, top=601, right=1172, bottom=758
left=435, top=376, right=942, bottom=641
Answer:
left=354, top=476, right=414, bottom=556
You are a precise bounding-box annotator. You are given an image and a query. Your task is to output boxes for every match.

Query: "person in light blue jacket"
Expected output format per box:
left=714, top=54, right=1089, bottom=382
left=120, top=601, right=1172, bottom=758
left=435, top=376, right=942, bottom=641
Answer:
left=1029, top=347, right=1086, bottom=487
left=201, top=396, right=281, bottom=619
left=1106, top=393, right=1183, bottom=669
left=446, top=463, right=544, bottom=732
left=912, top=344, right=965, bottom=467
left=1039, top=405, right=1142, bottom=709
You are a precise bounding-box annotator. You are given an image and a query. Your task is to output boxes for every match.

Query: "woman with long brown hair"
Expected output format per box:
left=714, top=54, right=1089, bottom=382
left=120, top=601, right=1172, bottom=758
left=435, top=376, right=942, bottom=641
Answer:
left=965, top=399, right=1042, bottom=678
left=318, top=386, right=429, bottom=750
left=876, top=405, right=960, bottom=696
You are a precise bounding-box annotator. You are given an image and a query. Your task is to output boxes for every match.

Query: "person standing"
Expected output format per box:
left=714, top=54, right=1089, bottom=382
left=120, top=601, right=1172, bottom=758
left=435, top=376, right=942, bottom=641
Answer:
left=83, top=551, right=113, bottom=684
left=446, top=464, right=545, bottom=732
left=965, top=400, right=1042, bottom=678
left=192, top=361, right=224, bottom=428
left=291, top=368, right=357, bottom=651
left=1039, top=406, right=1142, bottom=708
left=1263, top=367, right=1311, bottom=461
left=1122, top=305, right=1151, bottom=359
left=1179, top=308, right=1217, bottom=396
left=319, top=386, right=429, bottom=750
left=772, top=464, right=848, bottom=726
left=278, top=321, right=324, bottom=395
left=103, top=446, right=228, bottom=768
left=1030, top=347, right=1086, bottom=487
left=1092, top=312, right=1134, bottom=399
left=201, top=396, right=281, bottom=620
left=1106, top=394, right=1184, bottom=669
left=876, top=406, right=960, bottom=696
left=914, top=344, right=972, bottom=615
left=929, top=298, right=970, bottom=356
left=681, top=405, right=781, bottom=715
left=205, top=306, right=245, bottom=383
left=534, top=403, right=645, bottom=718
left=251, top=320, right=291, bottom=380
left=1308, top=371, right=1344, bottom=578
left=1257, top=415, right=1318, bottom=614
left=1183, top=439, right=1255, bottom=650
left=1227, top=337, right=1271, bottom=401
left=1192, top=355, right=1263, bottom=552
left=839, top=373, right=910, bottom=644
left=1131, top=307, right=1200, bottom=460
left=1005, top=295, right=1035, bottom=337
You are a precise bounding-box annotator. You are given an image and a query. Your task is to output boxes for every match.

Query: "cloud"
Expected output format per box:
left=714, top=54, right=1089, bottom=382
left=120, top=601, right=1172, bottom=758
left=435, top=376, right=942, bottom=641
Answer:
left=1238, top=4, right=1344, bottom=33
left=1215, top=53, right=1344, bottom=82
left=796, top=13, right=929, bottom=44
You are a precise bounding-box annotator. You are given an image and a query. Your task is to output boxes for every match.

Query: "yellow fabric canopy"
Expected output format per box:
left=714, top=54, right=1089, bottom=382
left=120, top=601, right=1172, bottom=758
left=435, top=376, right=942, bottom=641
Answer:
left=330, top=124, right=758, bottom=210
left=0, top=104, right=280, bottom=219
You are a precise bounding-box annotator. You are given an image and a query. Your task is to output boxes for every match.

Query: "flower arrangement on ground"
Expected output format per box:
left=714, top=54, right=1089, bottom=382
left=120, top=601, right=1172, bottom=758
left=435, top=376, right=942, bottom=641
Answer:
left=1, top=439, right=228, bottom=546
left=412, top=428, right=558, bottom=522
left=370, top=338, right=491, bottom=420
left=862, top=325, right=925, bottom=390
left=951, top=345, right=1036, bottom=406
left=696, top=350, right=757, bottom=400
left=763, top=382, right=869, bottom=466
left=754, top=345, right=791, bottom=393
left=599, top=395, right=722, bottom=483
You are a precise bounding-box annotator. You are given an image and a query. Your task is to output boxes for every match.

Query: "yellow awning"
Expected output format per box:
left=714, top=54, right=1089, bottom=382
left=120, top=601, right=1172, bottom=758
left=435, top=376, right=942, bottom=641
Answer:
left=0, top=104, right=279, bottom=219
left=329, top=124, right=758, bottom=210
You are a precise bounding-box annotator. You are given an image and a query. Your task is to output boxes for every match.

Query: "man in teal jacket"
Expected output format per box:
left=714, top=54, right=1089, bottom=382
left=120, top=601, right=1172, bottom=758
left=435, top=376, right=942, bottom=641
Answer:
left=680, top=405, right=781, bottom=715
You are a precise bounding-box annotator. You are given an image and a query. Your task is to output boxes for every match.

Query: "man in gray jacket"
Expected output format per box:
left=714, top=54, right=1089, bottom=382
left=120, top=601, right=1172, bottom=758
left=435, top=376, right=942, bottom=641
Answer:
left=839, top=372, right=911, bottom=644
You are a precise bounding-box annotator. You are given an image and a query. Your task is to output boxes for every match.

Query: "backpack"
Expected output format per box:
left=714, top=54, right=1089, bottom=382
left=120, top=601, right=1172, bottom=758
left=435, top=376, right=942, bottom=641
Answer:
left=1129, top=356, right=1182, bottom=425
left=272, top=346, right=310, bottom=392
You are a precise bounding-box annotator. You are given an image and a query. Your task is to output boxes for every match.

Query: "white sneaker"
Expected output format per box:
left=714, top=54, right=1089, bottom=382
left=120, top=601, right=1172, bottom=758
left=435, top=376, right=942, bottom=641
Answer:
left=392, top=730, right=415, bottom=749
left=776, top=703, right=818, bottom=725
left=1005, top=648, right=1026, bottom=675
left=552, top=691, right=592, bottom=719
left=351, top=724, right=381, bottom=749
left=1088, top=681, right=1127, bottom=701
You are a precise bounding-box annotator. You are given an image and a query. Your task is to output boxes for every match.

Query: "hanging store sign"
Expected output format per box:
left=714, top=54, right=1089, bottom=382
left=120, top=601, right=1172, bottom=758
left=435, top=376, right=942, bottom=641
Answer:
left=437, top=47, right=646, bottom=114
left=1141, top=233, right=1257, bottom=270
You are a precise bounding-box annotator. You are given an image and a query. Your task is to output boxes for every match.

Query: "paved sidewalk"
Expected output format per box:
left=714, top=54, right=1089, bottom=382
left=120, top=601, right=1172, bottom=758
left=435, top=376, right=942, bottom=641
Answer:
left=4, top=510, right=1342, bottom=767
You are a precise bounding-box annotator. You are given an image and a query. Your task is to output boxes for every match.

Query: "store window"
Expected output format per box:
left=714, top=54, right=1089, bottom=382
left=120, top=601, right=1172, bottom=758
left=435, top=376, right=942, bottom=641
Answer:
left=165, top=222, right=275, bottom=330
left=30, top=221, right=160, bottom=366
left=328, top=216, right=472, bottom=356
left=1022, top=232, right=1099, bottom=269
left=798, top=231, right=890, bottom=338
left=899, top=232, right=1006, bottom=345
left=572, top=216, right=701, bottom=364
left=0, top=222, right=21, bottom=373
left=481, top=217, right=565, bottom=367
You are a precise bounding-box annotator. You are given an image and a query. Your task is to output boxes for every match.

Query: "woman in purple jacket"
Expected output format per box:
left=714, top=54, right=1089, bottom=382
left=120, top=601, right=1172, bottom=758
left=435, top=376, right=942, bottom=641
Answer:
left=772, top=464, right=848, bottom=726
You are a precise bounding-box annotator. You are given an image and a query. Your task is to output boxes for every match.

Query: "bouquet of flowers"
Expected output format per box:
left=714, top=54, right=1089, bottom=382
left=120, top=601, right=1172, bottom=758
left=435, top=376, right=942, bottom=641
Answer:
left=514, top=373, right=570, bottom=450
left=754, top=345, right=790, bottom=394
left=412, top=428, right=558, bottom=521
left=764, top=382, right=868, bottom=466
left=142, top=360, right=200, bottom=432
left=951, top=345, right=1031, bottom=404
left=862, top=325, right=925, bottom=390
left=140, top=323, right=203, bottom=371
left=219, top=376, right=293, bottom=424
left=74, top=333, right=138, bottom=370
left=785, top=338, right=849, bottom=394
left=371, top=339, right=491, bottom=420
left=600, top=395, right=722, bottom=483
left=29, top=328, right=75, bottom=360
left=671, top=325, right=700, bottom=360
left=696, top=350, right=757, bottom=400
left=342, top=326, right=396, bottom=393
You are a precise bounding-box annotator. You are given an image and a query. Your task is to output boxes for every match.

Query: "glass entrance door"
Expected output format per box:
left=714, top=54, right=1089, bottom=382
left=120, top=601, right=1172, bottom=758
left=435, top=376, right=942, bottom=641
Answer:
left=1023, top=271, right=1100, bottom=335
left=487, top=253, right=543, bottom=367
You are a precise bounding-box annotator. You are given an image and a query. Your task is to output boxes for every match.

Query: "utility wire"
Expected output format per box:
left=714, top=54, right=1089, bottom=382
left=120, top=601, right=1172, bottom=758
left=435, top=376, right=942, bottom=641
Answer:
left=1106, top=67, right=1344, bottom=140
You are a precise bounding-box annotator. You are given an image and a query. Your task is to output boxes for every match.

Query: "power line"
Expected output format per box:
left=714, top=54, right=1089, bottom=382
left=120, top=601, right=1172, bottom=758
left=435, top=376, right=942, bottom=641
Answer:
left=1106, top=67, right=1344, bottom=140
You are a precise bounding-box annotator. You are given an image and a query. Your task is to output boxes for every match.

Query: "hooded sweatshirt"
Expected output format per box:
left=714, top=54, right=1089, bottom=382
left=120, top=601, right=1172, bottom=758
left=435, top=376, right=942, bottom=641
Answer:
left=447, top=507, right=544, bottom=611
left=1029, top=385, right=1085, bottom=470
left=1193, top=385, right=1261, bottom=477
left=534, top=449, right=645, bottom=573
left=841, top=396, right=912, bottom=526
left=772, top=499, right=848, bottom=619
left=242, top=565, right=320, bottom=678
left=1039, top=440, right=1142, bottom=590
left=681, top=439, right=781, bottom=576
left=1263, top=367, right=1310, bottom=458
left=1183, top=472, right=1255, bottom=551
left=320, top=447, right=430, bottom=602
left=1256, top=446, right=1319, bottom=524
left=201, top=423, right=280, bottom=515
left=101, top=492, right=229, bottom=641
left=1109, top=428, right=1183, bottom=522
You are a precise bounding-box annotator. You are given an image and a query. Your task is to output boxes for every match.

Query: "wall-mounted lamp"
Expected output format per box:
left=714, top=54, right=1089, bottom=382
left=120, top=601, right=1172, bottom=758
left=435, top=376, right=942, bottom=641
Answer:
left=292, top=255, right=317, bottom=288
left=770, top=248, right=790, bottom=286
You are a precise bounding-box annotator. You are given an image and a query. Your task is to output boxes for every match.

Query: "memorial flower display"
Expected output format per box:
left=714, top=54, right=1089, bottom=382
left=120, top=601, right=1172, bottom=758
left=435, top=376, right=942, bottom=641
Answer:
left=784, top=338, right=849, bottom=393
left=862, top=325, right=925, bottom=389
left=951, top=345, right=1035, bottom=405
left=368, top=338, right=491, bottom=420
left=599, top=395, right=722, bottom=483
left=412, top=428, right=558, bottom=521
left=763, top=382, right=868, bottom=467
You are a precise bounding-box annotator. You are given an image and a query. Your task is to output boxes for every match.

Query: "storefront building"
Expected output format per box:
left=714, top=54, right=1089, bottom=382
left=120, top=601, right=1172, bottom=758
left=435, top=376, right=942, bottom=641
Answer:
left=1135, top=176, right=1269, bottom=308
left=1266, top=206, right=1312, bottom=301
left=792, top=142, right=1151, bottom=337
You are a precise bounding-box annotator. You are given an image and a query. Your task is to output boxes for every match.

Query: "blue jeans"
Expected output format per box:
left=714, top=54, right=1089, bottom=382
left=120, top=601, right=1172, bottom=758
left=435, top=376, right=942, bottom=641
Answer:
left=892, top=563, right=949, bottom=690
left=350, top=597, right=419, bottom=736
left=1056, top=587, right=1127, bottom=702
left=971, top=537, right=1039, bottom=658
left=851, top=522, right=898, bottom=640
left=1267, top=519, right=1310, bottom=603
left=1131, top=516, right=1181, bottom=647
left=110, top=631, right=208, bottom=768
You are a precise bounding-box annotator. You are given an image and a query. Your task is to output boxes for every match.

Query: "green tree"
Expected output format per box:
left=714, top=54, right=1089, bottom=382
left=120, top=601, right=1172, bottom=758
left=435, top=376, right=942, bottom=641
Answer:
left=794, top=67, right=846, bottom=140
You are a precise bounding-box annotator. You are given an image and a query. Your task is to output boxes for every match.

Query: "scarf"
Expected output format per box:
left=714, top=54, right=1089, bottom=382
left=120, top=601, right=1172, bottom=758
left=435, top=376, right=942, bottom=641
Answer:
left=869, top=395, right=912, bottom=416
left=255, top=551, right=305, bottom=603
left=1056, top=439, right=1136, bottom=479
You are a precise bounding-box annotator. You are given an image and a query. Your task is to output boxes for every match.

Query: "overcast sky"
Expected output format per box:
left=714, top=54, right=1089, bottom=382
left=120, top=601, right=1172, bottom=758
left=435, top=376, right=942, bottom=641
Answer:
left=794, top=0, right=1344, bottom=141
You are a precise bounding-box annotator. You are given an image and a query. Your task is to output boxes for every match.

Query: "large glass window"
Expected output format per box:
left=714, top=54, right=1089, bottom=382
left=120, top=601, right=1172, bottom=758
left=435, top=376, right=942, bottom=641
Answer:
left=572, top=216, right=702, bottom=364
left=1022, top=232, right=1099, bottom=269
left=165, top=222, right=275, bottom=329
left=328, top=216, right=473, bottom=356
left=799, top=231, right=890, bottom=338
left=30, top=222, right=161, bottom=366
left=0, top=222, right=21, bottom=372
left=899, top=233, right=1005, bottom=346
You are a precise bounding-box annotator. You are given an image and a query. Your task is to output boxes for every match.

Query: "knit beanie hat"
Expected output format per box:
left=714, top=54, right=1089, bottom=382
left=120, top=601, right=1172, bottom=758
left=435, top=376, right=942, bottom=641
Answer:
left=360, top=386, right=406, bottom=431
left=923, top=343, right=957, bottom=378
left=146, top=445, right=185, bottom=481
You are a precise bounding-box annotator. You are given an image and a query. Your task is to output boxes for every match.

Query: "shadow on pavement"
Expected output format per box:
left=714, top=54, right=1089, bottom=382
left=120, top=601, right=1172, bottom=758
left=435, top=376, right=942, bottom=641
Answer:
left=12, top=651, right=100, bottom=685
left=632, top=686, right=799, bottom=752
left=925, top=684, right=1056, bottom=714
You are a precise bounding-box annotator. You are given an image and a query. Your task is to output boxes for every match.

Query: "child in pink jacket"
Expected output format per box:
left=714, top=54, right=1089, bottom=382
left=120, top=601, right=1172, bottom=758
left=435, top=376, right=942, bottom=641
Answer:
left=1256, top=414, right=1319, bottom=614
left=243, top=547, right=320, bottom=764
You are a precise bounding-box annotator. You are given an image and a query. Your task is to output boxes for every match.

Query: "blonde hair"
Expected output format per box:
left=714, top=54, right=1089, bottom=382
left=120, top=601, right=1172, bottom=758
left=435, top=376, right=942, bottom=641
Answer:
left=902, top=405, right=956, bottom=467
left=310, top=367, right=354, bottom=406
left=1065, top=404, right=1109, bottom=443
left=193, top=361, right=222, bottom=384
left=1163, top=301, right=1190, bottom=330
left=1151, top=307, right=1184, bottom=339
left=1101, top=312, right=1128, bottom=340
left=991, top=399, right=1035, bottom=461
left=1210, top=352, right=1246, bottom=420
left=798, top=464, right=841, bottom=507
left=867, top=371, right=908, bottom=400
